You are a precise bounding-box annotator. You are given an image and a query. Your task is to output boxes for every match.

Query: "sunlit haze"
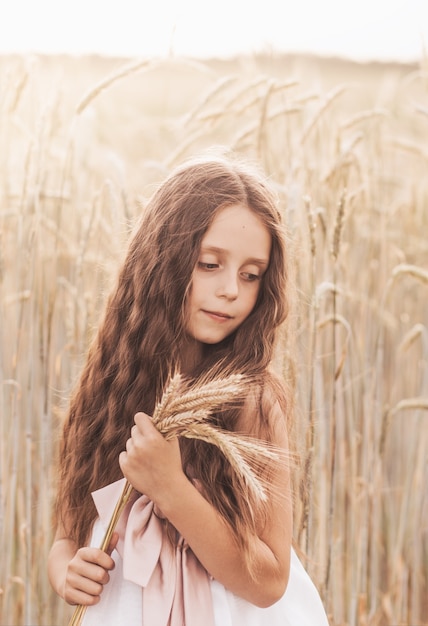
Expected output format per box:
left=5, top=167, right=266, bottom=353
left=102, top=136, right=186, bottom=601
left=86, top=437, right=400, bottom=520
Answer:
left=0, top=0, right=427, bottom=62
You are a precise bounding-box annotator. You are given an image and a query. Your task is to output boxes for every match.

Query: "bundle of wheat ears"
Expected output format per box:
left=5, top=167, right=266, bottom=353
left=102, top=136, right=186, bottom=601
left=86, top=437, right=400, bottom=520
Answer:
left=69, top=371, right=280, bottom=626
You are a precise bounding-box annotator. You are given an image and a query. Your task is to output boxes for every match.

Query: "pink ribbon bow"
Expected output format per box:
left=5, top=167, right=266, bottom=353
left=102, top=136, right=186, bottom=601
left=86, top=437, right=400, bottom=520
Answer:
left=92, top=478, right=215, bottom=626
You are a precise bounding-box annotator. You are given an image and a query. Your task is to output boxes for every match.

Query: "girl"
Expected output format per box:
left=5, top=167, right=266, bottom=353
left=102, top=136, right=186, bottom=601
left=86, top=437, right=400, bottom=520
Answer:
left=48, top=154, right=329, bottom=625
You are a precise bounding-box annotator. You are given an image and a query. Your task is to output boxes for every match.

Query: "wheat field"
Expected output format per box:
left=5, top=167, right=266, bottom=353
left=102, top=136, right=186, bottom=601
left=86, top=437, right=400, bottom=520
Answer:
left=0, top=51, right=427, bottom=626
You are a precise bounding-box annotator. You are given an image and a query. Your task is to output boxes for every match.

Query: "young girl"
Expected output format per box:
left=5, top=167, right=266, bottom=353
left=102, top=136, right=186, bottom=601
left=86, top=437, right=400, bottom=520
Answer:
left=48, top=154, right=330, bottom=625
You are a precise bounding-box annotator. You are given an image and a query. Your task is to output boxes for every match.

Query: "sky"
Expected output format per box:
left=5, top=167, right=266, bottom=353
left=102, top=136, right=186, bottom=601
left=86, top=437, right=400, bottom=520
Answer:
left=0, top=0, right=427, bottom=63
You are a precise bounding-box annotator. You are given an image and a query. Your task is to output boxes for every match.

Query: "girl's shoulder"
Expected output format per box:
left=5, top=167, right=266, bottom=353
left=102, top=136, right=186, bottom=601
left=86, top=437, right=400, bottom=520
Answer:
left=251, top=368, right=289, bottom=413
left=237, top=369, right=290, bottom=440
left=264, top=368, right=289, bottom=407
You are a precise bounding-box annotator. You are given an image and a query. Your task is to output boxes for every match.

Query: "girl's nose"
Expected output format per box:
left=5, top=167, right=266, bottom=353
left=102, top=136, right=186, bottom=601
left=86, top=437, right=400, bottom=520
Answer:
left=216, top=271, right=239, bottom=300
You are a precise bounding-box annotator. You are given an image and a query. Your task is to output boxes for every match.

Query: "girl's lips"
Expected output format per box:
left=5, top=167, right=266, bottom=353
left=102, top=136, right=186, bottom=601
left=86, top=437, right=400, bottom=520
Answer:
left=202, top=310, right=232, bottom=321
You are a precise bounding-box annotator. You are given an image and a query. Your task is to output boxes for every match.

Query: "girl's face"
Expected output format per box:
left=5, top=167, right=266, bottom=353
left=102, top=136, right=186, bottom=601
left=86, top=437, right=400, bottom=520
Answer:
left=185, top=203, right=271, bottom=346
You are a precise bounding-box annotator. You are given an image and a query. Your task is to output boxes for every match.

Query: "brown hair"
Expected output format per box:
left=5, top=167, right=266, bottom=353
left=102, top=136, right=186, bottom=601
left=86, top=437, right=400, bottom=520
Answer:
left=55, top=153, right=290, bottom=553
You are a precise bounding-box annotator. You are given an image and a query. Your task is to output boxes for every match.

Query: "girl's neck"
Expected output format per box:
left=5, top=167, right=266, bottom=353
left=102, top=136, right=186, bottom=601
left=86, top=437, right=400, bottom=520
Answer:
left=179, top=336, right=204, bottom=376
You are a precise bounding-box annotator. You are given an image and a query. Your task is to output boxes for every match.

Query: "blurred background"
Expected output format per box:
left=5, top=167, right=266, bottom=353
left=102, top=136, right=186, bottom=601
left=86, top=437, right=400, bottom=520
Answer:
left=1, top=1, right=427, bottom=625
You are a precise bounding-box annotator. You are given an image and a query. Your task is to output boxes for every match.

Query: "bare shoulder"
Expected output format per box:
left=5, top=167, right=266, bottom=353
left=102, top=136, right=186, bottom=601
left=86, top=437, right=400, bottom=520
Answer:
left=237, top=370, right=290, bottom=446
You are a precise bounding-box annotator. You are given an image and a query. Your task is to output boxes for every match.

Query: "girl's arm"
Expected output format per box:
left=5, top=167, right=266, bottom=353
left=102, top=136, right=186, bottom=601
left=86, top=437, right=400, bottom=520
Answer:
left=48, top=521, right=118, bottom=606
left=119, top=397, right=292, bottom=608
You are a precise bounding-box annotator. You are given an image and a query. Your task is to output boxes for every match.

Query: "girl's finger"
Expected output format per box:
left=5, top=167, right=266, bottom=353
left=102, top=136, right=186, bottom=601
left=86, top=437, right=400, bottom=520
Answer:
left=133, top=412, right=153, bottom=432
left=65, top=587, right=102, bottom=607
left=78, top=547, right=115, bottom=572
left=68, top=570, right=105, bottom=595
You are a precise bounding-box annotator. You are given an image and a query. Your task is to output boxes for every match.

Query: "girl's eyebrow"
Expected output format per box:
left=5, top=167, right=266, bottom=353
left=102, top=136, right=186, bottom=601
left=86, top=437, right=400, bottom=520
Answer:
left=200, top=245, right=269, bottom=267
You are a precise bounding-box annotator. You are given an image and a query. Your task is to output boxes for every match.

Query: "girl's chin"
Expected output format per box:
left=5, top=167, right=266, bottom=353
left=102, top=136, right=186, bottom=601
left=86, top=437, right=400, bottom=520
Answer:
left=189, top=333, right=229, bottom=346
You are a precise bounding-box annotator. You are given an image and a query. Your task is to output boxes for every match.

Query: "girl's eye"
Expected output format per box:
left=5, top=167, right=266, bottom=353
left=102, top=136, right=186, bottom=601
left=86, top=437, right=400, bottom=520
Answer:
left=198, top=261, right=218, bottom=270
left=241, top=272, right=260, bottom=282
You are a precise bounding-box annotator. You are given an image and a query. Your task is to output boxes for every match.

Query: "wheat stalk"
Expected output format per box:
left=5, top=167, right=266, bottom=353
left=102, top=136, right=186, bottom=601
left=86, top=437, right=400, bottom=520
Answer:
left=154, top=372, right=244, bottom=417
left=331, top=189, right=347, bottom=261
left=69, top=371, right=276, bottom=625
left=68, top=479, right=134, bottom=626
left=75, top=59, right=152, bottom=115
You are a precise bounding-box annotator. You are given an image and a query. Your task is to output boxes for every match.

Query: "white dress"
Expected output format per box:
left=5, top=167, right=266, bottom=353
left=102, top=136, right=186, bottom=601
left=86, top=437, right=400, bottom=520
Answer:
left=81, top=480, right=329, bottom=626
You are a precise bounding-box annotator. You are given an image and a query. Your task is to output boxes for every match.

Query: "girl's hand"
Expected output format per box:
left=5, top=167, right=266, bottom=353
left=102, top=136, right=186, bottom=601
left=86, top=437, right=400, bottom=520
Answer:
left=62, top=534, right=118, bottom=606
left=119, top=412, right=185, bottom=503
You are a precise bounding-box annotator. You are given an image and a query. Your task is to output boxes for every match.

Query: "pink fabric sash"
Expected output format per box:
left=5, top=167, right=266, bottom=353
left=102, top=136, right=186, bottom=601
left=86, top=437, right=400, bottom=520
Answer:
left=92, top=478, right=215, bottom=626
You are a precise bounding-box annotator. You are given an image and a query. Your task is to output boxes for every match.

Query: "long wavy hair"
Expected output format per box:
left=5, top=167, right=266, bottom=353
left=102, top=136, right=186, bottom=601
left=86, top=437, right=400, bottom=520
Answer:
left=55, top=153, right=290, bottom=554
